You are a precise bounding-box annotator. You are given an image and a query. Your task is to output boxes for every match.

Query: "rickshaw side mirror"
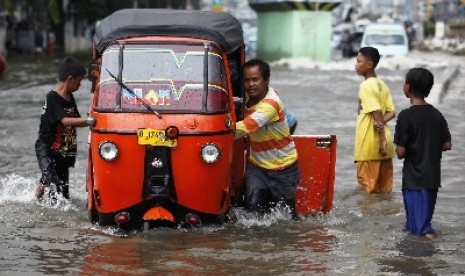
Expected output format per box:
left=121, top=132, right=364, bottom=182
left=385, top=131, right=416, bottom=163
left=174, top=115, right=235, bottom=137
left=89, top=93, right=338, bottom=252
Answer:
left=229, top=60, right=239, bottom=81
left=234, top=97, right=244, bottom=121
left=87, top=60, right=99, bottom=93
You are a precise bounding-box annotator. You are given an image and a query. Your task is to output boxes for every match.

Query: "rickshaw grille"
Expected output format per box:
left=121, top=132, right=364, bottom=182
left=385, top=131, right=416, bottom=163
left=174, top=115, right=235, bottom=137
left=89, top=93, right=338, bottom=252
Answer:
left=144, top=147, right=175, bottom=200
left=149, top=175, right=170, bottom=197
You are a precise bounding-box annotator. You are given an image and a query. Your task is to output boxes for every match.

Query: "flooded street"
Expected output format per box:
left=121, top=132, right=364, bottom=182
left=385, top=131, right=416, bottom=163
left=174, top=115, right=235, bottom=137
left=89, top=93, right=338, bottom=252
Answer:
left=1, top=51, right=464, bottom=275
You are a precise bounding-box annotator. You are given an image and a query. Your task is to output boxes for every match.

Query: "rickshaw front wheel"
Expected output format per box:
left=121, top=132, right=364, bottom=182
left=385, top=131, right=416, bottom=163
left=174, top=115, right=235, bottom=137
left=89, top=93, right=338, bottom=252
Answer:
left=88, top=209, right=99, bottom=224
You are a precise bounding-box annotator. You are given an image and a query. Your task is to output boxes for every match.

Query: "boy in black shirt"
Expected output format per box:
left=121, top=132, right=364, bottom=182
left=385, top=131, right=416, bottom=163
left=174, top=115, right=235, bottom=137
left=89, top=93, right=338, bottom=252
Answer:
left=394, top=68, right=452, bottom=239
left=35, top=57, right=94, bottom=200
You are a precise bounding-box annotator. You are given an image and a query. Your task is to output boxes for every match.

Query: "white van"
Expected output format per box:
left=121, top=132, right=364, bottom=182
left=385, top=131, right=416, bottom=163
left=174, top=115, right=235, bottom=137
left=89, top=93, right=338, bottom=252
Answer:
left=360, top=24, right=409, bottom=57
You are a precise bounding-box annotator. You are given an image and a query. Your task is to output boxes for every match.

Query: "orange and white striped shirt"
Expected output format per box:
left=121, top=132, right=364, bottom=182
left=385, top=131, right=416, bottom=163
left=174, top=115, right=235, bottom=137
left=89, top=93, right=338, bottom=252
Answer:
left=236, top=87, right=298, bottom=170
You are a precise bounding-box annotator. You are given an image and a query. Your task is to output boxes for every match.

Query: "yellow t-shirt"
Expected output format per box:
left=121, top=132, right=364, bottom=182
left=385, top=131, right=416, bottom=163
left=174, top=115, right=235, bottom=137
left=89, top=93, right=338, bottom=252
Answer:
left=354, top=77, right=395, bottom=161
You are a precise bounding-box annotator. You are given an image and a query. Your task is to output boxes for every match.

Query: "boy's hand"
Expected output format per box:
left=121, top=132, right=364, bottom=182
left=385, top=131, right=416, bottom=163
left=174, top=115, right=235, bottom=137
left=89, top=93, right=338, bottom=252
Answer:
left=379, top=139, right=387, bottom=156
left=374, top=120, right=384, bottom=133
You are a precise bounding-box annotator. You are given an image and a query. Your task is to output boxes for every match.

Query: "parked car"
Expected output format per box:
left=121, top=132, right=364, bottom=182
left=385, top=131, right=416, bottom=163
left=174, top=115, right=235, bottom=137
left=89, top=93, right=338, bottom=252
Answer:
left=360, top=24, right=409, bottom=57
left=341, top=30, right=363, bottom=57
left=331, top=23, right=352, bottom=50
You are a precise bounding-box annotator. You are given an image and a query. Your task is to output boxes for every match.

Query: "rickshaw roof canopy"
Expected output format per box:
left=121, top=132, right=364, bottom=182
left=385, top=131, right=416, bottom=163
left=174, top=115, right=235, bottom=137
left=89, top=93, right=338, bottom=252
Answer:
left=94, top=9, right=244, bottom=54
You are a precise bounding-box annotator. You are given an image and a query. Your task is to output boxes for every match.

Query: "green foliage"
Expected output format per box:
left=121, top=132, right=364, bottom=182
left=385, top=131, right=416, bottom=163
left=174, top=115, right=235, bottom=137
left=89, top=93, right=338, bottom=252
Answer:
left=424, top=21, right=436, bottom=37
left=72, top=0, right=132, bottom=23
left=5, top=0, right=202, bottom=24
left=71, top=0, right=202, bottom=23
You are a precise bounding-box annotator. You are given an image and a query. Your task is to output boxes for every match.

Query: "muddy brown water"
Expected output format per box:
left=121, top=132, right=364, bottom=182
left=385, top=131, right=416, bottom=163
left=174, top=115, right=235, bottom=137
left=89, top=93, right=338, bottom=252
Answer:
left=1, top=52, right=464, bottom=274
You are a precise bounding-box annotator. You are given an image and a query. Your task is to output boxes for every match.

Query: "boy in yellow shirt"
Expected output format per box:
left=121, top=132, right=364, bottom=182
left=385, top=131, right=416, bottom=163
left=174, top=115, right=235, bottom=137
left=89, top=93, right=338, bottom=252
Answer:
left=354, top=47, right=396, bottom=193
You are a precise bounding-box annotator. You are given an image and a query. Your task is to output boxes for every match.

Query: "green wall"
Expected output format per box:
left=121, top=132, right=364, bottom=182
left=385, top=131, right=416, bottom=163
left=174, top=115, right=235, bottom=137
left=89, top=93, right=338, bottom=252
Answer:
left=257, top=11, right=332, bottom=61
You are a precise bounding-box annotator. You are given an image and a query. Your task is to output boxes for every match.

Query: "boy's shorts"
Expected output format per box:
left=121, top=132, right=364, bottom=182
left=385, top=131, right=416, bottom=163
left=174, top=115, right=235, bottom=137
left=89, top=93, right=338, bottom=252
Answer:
left=36, top=145, right=70, bottom=198
left=356, top=159, right=393, bottom=193
left=38, top=159, right=70, bottom=186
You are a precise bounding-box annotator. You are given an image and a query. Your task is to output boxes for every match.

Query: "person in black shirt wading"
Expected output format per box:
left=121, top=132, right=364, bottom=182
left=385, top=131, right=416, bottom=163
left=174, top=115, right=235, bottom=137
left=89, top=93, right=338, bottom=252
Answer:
left=35, top=57, right=94, bottom=200
left=394, top=68, right=452, bottom=240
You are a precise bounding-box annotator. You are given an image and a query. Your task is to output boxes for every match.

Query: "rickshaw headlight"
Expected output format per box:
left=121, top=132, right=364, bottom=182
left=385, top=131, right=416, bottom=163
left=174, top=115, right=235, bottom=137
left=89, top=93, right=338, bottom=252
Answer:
left=200, top=144, right=220, bottom=164
left=99, top=141, right=119, bottom=161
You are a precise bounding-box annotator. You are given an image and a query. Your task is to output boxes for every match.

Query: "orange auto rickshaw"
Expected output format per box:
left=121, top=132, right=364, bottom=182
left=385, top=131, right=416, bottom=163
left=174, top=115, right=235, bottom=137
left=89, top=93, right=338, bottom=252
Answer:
left=86, top=9, right=337, bottom=231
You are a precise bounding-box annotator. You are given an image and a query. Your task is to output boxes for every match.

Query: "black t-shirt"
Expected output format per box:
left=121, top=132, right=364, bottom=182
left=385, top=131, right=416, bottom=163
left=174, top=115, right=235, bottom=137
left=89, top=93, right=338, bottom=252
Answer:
left=36, top=90, right=81, bottom=166
left=394, top=104, right=451, bottom=190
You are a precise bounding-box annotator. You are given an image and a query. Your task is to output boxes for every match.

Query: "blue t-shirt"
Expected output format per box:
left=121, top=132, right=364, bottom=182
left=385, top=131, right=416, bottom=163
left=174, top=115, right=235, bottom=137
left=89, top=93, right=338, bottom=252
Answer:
left=285, top=109, right=297, bottom=128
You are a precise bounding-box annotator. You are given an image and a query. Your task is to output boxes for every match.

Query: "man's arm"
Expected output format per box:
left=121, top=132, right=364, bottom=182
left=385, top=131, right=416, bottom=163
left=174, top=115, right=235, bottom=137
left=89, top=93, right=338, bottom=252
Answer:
left=235, top=120, right=249, bottom=139
left=235, top=101, right=277, bottom=138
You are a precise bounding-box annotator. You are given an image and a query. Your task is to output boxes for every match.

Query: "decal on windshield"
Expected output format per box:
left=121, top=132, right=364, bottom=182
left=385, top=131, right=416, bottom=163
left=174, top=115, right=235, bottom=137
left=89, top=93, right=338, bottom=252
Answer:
left=122, top=82, right=226, bottom=106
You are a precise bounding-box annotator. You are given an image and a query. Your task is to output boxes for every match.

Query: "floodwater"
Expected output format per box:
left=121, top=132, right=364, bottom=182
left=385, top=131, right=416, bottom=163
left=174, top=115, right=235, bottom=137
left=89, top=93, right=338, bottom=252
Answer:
left=1, top=51, right=464, bottom=275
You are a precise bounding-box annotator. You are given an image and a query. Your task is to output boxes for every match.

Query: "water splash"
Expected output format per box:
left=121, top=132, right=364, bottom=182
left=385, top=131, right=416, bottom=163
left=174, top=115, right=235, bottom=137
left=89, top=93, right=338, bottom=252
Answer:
left=0, top=173, right=36, bottom=203
left=0, top=173, right=81, bottom=213
left=230, top=205, right=295, bottom=228
left=35, top=185, right=80, bottom=212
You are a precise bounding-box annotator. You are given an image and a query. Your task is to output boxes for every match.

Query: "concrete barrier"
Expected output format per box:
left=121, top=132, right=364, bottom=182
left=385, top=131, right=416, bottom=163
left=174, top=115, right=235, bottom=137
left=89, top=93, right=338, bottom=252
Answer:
left=429, top=65, right=460, bottom=105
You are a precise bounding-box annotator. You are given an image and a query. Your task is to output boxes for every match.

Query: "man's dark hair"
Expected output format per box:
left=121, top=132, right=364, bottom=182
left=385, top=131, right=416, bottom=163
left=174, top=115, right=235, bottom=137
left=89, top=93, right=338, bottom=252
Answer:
left=358, top=47, right=380, bottom=68
left=405, top=67, right=434, bottom=98
left=243, top=58, right=270, bottom=81
left=58, top=56, right=86, bottom=81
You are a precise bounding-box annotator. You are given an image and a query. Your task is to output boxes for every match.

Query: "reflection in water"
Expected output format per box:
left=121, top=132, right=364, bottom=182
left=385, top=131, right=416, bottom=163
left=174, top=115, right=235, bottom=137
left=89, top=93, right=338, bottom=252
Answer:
left=355, top=191, right=402, bottom=216
left=397, top=235, right=437, bottom=257
left=81, top=238, right=147, bottom=275
left=378, top=235, right=438, bottom=275
left=1, top=55, right=465, bottom=274
left=291, top=228, right=337, bottom=273
left=80, top=218, right=338, bottom=274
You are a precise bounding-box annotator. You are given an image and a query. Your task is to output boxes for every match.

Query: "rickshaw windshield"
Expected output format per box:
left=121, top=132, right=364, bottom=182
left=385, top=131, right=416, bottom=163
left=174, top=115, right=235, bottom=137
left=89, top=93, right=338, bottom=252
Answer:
left=96, top=43, right=228, bottom=113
